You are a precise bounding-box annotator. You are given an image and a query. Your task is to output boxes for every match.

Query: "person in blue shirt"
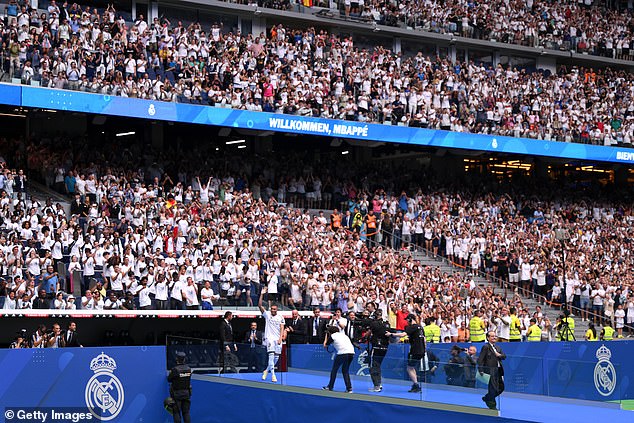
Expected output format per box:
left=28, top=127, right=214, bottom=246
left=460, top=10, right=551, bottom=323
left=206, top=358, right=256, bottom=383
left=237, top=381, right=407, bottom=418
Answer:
left=64, top=171, right=76, bottom=195
left=42, top=265, right=60, bottom=298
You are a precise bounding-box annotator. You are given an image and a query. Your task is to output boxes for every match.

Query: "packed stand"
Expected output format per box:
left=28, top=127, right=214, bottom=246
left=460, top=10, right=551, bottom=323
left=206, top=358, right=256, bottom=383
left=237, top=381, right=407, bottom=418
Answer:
left=0, top=136, right=632, bottom=343
left=233, top=0, right=634, bottom=60
left=2, top=3, right=634, bottom=146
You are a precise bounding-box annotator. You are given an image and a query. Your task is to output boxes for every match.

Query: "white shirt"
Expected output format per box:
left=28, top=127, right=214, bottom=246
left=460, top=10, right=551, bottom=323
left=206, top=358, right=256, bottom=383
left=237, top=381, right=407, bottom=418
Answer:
left=183, top=284, right=199, bottom=306
left=263, top=310, right=284, bottom=344
left=330, top=332, right=354, bottom=355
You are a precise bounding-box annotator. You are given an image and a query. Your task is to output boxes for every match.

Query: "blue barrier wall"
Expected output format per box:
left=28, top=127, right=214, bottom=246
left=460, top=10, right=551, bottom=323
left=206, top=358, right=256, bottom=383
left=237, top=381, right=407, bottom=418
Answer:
left=3, top=83, right=634, bottom=164
left=0, top=346, right=170, bottom=422
left=290, top=341, right=632, bottom=401
left=190, top=377, right=522, bottom=423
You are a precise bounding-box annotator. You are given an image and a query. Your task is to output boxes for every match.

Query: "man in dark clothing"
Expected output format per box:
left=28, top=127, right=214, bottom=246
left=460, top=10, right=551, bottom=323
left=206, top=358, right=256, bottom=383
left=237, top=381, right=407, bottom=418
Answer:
left=219, top=311, right=237, bottom=373
left=464, top=345, right=478, bottom=388
left=478, top=331, right=506, bottom=409
left=445, top=345, right=465, bottom=386
left=243, top=321, right=264, bottom=372
left=167, top=351, right=192, bottom=423
left=393, top=313, right=426, bottom=393
left=357, top=309, right=392, bottom=392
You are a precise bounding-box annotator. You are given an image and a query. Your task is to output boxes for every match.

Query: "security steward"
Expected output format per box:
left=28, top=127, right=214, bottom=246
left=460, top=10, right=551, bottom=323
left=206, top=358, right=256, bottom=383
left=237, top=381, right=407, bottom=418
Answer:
left=365, top=211, right=378, bottom=245
left=469, top=310, right=486, bottom=342
left=167, top=351, right=192, bottom=423
left=352, top=208, right=363, bottom=233
left=331, top=209, right=342, bottom=232
left=423, top=317, right=441, bottom=343
left=509, top=307, right=522, bottom=342
left=526, top=318, right=542, bottom=342
left=601, top=324, right=615, bottom=341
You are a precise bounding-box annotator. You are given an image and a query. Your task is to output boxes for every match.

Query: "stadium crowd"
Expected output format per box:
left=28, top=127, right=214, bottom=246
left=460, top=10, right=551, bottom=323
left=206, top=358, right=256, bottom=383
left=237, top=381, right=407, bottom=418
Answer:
left=232, top=0, right=634, bottom=60
left=1, top=2, right=634, bottom=146
left=0, top=133, right=633, bottom=343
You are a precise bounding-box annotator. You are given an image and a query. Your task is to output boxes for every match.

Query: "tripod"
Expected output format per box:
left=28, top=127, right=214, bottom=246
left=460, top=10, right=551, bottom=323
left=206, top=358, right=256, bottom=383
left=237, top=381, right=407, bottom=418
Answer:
left=558, top=311, right=576, bottom=341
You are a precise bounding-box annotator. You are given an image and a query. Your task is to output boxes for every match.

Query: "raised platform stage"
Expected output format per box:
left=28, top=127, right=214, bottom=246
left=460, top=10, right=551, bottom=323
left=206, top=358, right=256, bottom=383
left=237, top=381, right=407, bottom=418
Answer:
left=191, top=370, right=632, bottom=423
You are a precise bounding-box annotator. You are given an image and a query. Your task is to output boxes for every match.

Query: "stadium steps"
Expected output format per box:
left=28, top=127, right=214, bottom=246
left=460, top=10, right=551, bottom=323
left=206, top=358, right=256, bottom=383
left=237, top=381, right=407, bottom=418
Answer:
left=409, top=251, right=587, bottom=341
left=28, top=181, right=71, bottom=215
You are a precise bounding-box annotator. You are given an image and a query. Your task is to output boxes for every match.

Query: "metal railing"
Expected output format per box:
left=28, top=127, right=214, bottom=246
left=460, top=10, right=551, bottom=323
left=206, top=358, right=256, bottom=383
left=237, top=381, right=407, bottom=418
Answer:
left=366, top=225, right=633, bottom=337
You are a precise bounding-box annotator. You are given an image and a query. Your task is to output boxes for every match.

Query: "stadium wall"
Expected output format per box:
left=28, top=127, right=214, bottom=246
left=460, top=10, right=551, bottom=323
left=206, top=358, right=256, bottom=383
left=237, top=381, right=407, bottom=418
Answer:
left=189, top=376, right=518, bottom=423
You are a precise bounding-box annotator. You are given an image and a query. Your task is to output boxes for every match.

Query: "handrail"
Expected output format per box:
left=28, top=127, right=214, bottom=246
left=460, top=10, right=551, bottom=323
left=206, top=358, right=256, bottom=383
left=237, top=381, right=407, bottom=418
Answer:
left=368, top=226, right=633, bottom=336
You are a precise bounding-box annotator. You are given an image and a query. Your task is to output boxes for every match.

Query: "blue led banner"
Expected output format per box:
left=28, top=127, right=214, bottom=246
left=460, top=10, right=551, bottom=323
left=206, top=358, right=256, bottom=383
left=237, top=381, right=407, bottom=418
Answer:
left=0, top=84, right=22, bottom=107
left=7, top=83, right=634, bottom=164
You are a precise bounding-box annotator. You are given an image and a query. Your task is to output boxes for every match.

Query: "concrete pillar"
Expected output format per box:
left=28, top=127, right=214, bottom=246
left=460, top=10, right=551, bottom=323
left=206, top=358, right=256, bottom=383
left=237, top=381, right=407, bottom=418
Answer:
left=148, top=1, right=159, bottom=22
left=132, top=0, right=137, bottom=20
left=532, top=158, right=549, bottom=181
left=393, top=37, right=401, bottom=54
left=449, top=45, right=456, bottom=64
left=614, top=165, right=628, bottom=187
left=536, top=56, right=557, bottom=74
left=151, top=121, right=164, bottom=151
left=493, top=50, right=500, bottom=67
left=252, top=16, right=267, bottom=36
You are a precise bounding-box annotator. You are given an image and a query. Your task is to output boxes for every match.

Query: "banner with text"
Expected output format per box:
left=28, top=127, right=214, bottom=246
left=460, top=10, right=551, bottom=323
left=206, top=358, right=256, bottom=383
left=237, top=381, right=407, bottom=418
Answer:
left=3, top=83, right=633, bottom=164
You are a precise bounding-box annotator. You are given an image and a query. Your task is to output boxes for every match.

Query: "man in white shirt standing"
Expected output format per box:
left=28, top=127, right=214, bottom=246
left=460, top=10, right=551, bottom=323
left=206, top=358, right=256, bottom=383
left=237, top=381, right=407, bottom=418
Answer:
left=259, top=286, right=285, bottom=383
left=322, top=325, right=354, bottom=393
left=183, top=277, right=199, bottom=310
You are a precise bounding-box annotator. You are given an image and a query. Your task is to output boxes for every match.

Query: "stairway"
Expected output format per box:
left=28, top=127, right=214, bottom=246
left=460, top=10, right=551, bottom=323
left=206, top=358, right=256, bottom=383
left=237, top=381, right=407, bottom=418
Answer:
left=408, top=250, right=588, bottom=341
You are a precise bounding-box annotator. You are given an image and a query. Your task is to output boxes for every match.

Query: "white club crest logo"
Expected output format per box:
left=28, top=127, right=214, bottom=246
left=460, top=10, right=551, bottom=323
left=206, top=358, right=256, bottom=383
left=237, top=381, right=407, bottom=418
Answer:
left=594, top=344, right=617, bottom=397
left=85, top=352, right=125, bottom=420
left=148, top=104, right=156, bottom=116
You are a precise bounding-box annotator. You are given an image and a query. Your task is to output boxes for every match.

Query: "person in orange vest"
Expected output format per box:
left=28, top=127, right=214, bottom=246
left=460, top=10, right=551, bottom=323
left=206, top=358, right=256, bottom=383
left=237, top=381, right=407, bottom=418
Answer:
left=365, top=210, right=378, bottom=247
left=330, top=209, right=342, bottom=232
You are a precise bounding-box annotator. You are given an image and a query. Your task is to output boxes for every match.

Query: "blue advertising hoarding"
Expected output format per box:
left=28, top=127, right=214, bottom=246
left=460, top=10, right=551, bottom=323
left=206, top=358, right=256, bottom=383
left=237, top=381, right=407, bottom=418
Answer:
left=6, top=83, right=634, bottom=165
left=289, top=341, right=632, bottom=402
left=0, top=346, right=169, bottom=422
left=0, top=84, right=22, bottom=107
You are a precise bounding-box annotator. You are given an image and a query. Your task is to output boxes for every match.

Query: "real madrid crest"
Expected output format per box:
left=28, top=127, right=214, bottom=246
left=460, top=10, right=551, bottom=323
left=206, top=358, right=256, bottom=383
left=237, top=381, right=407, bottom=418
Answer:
left=85, top=352, right=125, bottom=420
left=594, top=344, right=617, bottom=397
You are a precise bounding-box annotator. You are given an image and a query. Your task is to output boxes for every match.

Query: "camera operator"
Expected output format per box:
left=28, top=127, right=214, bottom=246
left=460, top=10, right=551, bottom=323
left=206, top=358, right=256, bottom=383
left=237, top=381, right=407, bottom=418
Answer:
left=10, top=329, right=29, bottom=348
left=556, top=311, right=575, bottom=341
left=356, top=308, right=392, bottom=392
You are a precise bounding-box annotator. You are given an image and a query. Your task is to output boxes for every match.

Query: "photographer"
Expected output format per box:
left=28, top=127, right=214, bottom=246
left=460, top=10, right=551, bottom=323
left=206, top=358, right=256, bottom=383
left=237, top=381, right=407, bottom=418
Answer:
left=322, top=325, right=354, bottom=393
left=444, top=346, right=465, bottom=386
left=356, top=308, right=391, bottom=392
left=10, top=329, right=29, bottom=349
